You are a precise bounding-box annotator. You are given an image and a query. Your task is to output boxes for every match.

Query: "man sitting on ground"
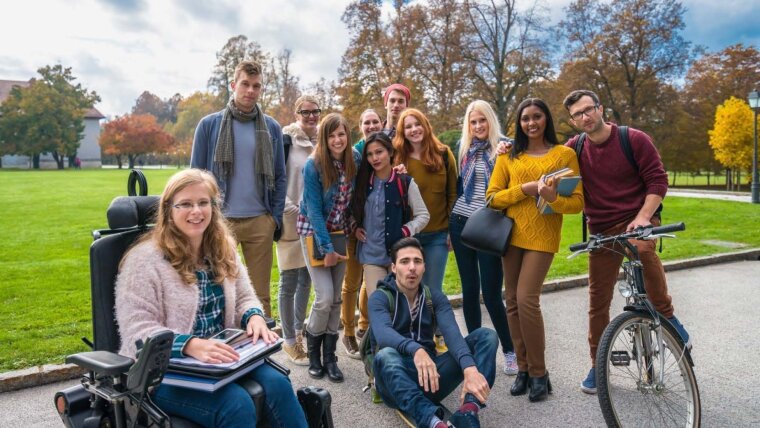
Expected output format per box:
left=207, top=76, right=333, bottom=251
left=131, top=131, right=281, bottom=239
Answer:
left=369, top=237, right=497, bottom=428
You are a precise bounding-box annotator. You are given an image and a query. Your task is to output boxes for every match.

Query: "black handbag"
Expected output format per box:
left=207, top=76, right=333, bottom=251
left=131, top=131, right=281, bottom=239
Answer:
left=460, top=195, right=513, bottom=256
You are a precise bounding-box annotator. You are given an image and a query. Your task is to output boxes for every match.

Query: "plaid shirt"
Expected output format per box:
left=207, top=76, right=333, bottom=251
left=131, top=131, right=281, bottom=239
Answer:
left=172, top=269, right=261, bottom=357
left=297, top=159, right=352, bottom=237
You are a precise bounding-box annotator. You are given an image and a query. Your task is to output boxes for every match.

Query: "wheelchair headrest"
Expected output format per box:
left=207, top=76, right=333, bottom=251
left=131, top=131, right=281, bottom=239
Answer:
left=106, top=196, right=160, bottom=230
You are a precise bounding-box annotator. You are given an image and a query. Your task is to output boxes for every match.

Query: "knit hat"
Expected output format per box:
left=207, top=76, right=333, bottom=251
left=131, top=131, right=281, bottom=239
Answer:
left=383, top=83, right=411, bottom=105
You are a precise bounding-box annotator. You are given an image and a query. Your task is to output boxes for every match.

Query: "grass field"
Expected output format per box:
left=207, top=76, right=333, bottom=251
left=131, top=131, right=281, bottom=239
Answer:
left=2, top=168, right=759, bottom=371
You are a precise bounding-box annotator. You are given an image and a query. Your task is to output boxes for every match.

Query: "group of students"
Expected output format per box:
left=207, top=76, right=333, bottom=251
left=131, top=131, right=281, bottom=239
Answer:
left=112, top=59, right=691, bottom=428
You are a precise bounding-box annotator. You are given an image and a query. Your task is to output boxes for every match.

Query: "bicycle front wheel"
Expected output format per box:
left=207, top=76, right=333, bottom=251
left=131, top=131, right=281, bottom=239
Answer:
left=597, top=311, right=700, bottom=427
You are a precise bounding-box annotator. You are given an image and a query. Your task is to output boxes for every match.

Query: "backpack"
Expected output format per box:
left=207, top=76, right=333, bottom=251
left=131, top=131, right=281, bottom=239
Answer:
left=283, top=134, right=292, bottom=165
left=359, top=283, right=435, bottom=392
left=395, top=174, right=412, bottom=224
left=574, top=126, right=663, bottom=243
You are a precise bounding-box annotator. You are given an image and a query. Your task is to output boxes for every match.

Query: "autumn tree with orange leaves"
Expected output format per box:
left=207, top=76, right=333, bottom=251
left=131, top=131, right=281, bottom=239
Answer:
left=99, top=114, right=176, bottom=169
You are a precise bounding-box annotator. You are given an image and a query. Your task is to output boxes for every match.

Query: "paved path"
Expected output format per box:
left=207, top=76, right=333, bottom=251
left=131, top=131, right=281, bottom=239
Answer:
left=668, top=188, right=753, bottom=203
left=2, top=260, right=759, bottom=427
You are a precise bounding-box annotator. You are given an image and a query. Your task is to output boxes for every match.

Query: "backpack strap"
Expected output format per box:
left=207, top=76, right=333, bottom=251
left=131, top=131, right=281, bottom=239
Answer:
left=574, top=134, right=589, bottom=242
left=283, top=134, right=292, bottom=165
left=617, top=126, right=637, bottom=172
left=423, top=285, right=436, bottom=333
left=395, top=174, right=412, bottom=224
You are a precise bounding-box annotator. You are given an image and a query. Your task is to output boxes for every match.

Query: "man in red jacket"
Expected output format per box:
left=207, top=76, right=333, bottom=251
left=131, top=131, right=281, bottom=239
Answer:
left=563, top=89, right=691, bottom=395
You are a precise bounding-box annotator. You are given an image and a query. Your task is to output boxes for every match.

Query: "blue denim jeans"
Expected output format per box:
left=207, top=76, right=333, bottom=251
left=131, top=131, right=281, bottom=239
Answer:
left=415, top=230, right=449, bottom=293
left=152, top=363, right=307, bottom=427
left=449, top=214, right=514, bottom=354
left=373, top=328, right=498, bottom=427
left=278, top=266, right=312, bottom=343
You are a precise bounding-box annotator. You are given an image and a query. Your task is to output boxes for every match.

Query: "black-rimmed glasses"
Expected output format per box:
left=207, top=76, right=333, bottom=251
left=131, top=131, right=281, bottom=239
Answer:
left=298, top=109, right=321, bottom=117
left=570, top=105, right=599, bottom=121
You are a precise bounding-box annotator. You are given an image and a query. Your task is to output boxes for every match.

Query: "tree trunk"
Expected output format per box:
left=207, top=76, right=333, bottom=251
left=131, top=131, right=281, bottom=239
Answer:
left=706, top=170, right=711, bottom=187
left=32, top=153, right=40, bottom=169
left=671, top=171, right=677, bottom=187
left=736, top=170, right=741, bottom=192
left=116, top=155, right=123, bottom=169
left=0, top=157, right=3, bottom=168
left=51, top=152, right=65, bottom=169
left=128, top=154, right=136, bottom=169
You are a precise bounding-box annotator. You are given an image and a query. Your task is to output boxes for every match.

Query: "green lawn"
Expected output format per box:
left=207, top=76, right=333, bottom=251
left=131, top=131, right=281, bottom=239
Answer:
left=2, top=168, right=759, bottom=371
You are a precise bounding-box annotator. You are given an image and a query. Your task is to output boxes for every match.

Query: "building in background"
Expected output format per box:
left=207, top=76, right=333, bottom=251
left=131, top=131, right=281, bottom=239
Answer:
left=0, top=79, right=104, bottom=168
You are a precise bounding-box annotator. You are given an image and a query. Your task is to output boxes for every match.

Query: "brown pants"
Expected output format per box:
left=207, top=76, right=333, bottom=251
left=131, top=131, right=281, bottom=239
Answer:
left=358, top=264, right=391, bottom=331
left=340, top=235, right=364, bottom=336
left=229, top=215, right=276, bottom=317
left=587, top=217, right=674, bottom=366
left=502, top=246, right=554, bottom=377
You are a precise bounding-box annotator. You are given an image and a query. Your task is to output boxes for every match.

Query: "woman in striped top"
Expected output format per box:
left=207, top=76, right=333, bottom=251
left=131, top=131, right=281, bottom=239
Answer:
left=450, top=100, right=517, bottom=376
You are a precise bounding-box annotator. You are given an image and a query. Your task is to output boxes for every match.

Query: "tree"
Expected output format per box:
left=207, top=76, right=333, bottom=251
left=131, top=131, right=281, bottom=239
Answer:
left=681, top=44, right=760, bottom=176
left=558, top=0, right=698, bottom=127
left=99, top=114, right=176, bottom=169
left=166, top=92, right=217, bottom=166
left=265, top=49, right=302, bottom=126
left=463, top=0, right=552, bottom=133
left=0, top=65, right=99, bottom=169
left=132, top=90, right=182, bottom=124
left=207, top=35, right=271, bottom=110
left=708, top=97, right=756, bottom=190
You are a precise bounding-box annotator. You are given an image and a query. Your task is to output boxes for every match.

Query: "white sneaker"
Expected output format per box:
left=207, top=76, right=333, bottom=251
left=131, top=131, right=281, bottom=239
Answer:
left=503, top=352, right=518, bottom=375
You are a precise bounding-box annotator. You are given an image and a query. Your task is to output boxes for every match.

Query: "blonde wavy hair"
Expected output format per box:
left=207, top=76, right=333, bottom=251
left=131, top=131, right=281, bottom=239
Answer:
left=393, top=108, right=448, bottom=173
left=152, top=169, right=239, bottom=284
left=459, top=100, right=502, bottom=163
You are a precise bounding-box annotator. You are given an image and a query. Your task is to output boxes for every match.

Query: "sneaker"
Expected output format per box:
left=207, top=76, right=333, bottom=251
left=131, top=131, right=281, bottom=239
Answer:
left=667, top=316, right=692, bottom=351
left=449, top=409, right=480, bottom=428
left=503, top=352, right=518, bottom=376
left=342, top=335, right=361, bottom=359
left=283, top=341, right=309, bottom=366
left=356, top=328, right=367, bottom=341
left=580, top=367, right=597, bottom=394
left=434, top=335, right=448, bottom=354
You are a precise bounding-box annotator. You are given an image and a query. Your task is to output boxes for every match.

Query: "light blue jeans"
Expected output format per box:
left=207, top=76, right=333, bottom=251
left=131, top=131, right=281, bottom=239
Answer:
left=152, top=363, right=307, bottom=427
left=415, top=230, right=449, bottom=293
left=278, top=266, right=311, bottom=344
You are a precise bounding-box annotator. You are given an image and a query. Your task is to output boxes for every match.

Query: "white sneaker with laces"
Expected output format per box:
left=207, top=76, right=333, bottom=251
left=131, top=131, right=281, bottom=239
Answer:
left=503, top=352, right=518, bottom=375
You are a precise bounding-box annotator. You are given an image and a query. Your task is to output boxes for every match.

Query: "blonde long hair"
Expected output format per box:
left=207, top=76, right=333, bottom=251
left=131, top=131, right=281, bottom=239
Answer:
left=152, top=169, right=239, bottom=284
left=393, top=108, right=448, bottom=172
left=459, top=100, right=502, bottom=163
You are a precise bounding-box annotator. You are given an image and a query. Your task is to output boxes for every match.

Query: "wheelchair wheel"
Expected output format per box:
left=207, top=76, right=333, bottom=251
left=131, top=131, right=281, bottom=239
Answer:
left=596, top=311, right=701, bottom=427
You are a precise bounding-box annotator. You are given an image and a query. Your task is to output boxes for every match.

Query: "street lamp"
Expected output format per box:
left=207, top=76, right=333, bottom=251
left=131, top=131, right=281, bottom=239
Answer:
left=749, top=90, right=760, bottom=204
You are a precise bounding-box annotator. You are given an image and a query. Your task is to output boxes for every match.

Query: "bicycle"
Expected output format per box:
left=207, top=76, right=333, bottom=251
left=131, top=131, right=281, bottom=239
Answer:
left=568, top=222, right=701, bottom=427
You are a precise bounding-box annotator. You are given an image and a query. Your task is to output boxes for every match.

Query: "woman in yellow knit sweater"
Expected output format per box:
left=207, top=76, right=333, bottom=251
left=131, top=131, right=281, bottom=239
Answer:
left=486, top=98, right=583, bottom=402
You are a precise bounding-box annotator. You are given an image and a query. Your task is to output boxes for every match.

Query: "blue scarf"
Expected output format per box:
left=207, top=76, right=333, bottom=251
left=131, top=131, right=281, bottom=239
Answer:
left=460, top=138, right=494, bottom=204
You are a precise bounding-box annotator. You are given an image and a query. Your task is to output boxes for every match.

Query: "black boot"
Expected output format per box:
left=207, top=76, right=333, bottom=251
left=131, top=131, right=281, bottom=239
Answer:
left=305, top=331, right=325, bottom=379
left=528, top=372, right=552, bottom=402
left=322, top=333, right=344, bottom=383
left=510, top=371, right=529, bottom=396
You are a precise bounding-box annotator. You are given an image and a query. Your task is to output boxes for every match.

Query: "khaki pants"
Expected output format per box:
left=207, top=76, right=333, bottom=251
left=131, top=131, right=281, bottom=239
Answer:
left=358, top=264, right=392, bottom=331
left=587, top=216, right=673, bottom=366
left=229, top=215, right=276, bottom=317
left=340, top=235, right=364, bottom=336
left=502, top=246, right=554, bottom=377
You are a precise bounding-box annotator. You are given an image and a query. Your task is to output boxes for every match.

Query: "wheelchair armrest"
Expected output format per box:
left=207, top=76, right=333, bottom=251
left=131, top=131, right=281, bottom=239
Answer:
left=66, top=351, right=134, bottom=376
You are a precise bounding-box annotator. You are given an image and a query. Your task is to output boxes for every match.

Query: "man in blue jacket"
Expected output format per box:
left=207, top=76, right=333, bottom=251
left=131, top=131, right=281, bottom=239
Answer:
left=191, top=60, right=286, bottom=317
left=370, top=237, right=497, bottom=428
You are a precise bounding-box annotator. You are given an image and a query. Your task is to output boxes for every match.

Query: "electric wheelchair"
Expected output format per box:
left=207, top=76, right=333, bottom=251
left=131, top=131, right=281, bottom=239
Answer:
left=54, top=170, right=333, bottom=427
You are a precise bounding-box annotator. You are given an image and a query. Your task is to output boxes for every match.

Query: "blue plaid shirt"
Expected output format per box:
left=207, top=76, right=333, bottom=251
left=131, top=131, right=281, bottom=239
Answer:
left=172, top=269, right=261, bottom=357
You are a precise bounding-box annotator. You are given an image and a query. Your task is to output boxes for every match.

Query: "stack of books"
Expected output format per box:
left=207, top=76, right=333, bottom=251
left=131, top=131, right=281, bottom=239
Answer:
left=536, top=168, right=581, bottom=214
left=162, top=336, right=282, bottom=392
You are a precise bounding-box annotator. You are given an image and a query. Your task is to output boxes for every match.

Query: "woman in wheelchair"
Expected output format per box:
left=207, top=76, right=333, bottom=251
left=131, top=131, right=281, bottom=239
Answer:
left=114, top=168, right=308, bottom=427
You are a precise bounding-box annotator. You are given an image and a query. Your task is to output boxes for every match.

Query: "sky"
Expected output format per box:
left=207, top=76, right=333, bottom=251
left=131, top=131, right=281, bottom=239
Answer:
left=1, top=0, right=757, bottom=118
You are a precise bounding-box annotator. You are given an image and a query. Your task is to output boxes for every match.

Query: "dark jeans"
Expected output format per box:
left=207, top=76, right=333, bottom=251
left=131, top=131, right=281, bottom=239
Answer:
left=450, top=213, right=514, bottom=354
left=153, top=363, right=307, bottom=427
left=374, top=328, right=498, bottom=427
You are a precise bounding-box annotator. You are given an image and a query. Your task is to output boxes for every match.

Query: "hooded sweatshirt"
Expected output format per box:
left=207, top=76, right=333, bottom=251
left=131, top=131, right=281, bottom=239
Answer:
left=368, top=273, right=476, bottom=370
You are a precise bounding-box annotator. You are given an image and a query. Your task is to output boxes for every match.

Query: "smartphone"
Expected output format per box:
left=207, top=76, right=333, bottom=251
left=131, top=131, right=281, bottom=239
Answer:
left=210, top=328, right=244, bottom=344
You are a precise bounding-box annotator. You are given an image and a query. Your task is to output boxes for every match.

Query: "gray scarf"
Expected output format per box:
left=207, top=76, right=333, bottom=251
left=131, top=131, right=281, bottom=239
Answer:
left=214, top=98, right=274, bottom=191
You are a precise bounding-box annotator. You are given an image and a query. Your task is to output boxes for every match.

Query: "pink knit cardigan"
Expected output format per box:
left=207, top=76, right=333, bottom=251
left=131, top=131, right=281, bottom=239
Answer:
left=114, top=240, right=262, bottom=358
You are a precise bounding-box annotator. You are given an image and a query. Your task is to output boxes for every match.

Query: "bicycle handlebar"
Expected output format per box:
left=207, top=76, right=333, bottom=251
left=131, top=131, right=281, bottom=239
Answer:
left=568, top=222, right=685, bottom=254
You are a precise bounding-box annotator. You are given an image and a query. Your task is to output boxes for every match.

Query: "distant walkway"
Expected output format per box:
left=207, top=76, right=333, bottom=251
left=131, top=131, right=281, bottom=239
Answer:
left=669, top=188, right=752, bottom=203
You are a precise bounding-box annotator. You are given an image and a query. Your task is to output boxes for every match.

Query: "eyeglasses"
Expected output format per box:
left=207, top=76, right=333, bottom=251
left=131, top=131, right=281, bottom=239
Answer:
left=172, top=200, right=213, bottom=211
left=570, top=105, right=599, bottom=121
left=298, top=109, right=321, bottom=117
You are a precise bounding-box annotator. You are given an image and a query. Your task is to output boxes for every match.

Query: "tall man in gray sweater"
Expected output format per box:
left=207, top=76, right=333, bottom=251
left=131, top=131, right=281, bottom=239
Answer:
left=191, top=60, right=287, bottom=317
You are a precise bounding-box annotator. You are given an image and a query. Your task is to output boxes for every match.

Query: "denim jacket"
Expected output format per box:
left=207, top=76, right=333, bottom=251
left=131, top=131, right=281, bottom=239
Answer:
left=299, top=149, right=362, bottom=254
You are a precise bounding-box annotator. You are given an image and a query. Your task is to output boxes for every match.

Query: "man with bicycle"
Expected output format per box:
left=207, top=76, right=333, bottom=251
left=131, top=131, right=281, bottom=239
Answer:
left=562, top=89, right=691, bottom=395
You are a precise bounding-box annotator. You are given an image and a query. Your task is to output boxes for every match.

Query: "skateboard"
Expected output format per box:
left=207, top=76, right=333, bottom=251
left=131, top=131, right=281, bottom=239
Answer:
left=395, top=405, right=452, bottom=427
